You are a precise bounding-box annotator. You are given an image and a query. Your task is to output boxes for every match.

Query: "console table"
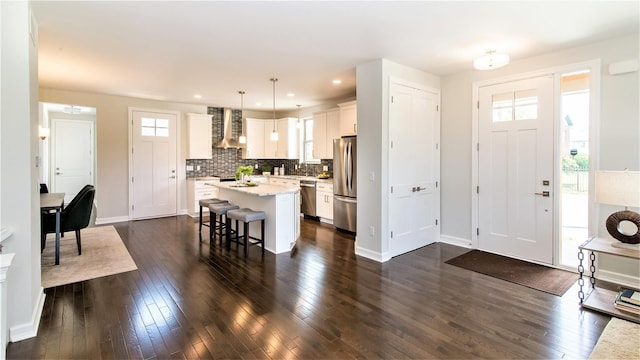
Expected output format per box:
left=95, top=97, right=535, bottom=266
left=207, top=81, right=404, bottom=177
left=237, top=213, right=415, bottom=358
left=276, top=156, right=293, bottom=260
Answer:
left=578, top=236, right=640, bottom=323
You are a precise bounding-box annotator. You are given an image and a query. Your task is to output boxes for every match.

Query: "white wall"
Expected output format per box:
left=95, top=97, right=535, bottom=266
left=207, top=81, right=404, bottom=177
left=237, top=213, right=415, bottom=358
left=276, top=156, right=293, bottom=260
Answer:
left=355, top=59, right=440, bottom=261
left=440, top=34, right=639, bottom=278
left=1, top=0, right=45, bottom=344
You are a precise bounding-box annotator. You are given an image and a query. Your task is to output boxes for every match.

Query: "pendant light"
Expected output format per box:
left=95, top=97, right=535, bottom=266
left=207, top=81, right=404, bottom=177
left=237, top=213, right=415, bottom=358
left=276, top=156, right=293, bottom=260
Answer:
left=270, top=78, right=279, bottom=141
left=238, top=91, right=247, bottom=144
left=296, top=104, right=302, bottom=128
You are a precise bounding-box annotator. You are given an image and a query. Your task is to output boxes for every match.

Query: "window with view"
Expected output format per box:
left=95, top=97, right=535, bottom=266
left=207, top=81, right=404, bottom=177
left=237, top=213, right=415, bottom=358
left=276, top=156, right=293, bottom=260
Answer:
left=303, top=118, right=320, bottom=163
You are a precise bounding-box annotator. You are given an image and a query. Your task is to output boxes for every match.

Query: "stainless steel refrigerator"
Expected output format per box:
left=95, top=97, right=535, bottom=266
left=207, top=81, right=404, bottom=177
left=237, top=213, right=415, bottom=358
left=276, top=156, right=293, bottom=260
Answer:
left=333, top=136, right=357, bottom=233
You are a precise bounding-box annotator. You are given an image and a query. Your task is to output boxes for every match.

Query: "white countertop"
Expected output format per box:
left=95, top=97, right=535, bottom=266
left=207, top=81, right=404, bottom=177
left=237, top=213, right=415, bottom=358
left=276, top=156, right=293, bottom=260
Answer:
left=209, top=181, right=299, bottom=197
left=188, top=177, right=221, bottom=181
left=269, top=175, right=333, bottom=183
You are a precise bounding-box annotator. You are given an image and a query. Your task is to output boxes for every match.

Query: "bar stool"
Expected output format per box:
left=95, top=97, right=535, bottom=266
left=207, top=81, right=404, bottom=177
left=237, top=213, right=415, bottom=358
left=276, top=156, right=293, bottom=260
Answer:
left=226, top=208, right=266, bottom=256
left=199, top=198, right=227, bottom=236
left=208, top=202, right=240, bottom=246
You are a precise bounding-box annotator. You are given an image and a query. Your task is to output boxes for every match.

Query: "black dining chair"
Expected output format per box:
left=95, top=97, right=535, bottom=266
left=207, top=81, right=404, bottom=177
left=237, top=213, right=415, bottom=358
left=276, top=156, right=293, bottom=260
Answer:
left=41, top=185, right=95, bottom=254
left=40, top=183, right=49, bottom=194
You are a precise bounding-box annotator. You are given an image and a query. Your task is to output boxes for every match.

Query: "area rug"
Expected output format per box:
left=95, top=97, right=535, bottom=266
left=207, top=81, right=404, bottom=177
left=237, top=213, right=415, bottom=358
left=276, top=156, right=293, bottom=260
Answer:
left=445, top=250, right=576, bottom=296
left=589, top=318, right=640, bottom=359
left=41, top=225, right=137, bottom=288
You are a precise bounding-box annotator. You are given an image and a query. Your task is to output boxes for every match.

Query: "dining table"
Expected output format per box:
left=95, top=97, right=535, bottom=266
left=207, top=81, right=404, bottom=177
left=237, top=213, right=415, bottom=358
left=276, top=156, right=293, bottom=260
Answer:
left=40, top=192, right=65, bottom=265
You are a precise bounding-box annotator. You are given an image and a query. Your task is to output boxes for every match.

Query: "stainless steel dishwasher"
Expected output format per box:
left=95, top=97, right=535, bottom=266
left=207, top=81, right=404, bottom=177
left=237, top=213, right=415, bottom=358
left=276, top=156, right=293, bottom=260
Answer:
left=300, top=180, right=317, bottom=217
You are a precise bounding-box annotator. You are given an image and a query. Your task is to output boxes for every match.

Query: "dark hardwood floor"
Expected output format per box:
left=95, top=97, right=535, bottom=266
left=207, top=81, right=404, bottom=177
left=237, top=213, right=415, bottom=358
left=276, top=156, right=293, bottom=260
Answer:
left=8, top=216, right=609, bottom=359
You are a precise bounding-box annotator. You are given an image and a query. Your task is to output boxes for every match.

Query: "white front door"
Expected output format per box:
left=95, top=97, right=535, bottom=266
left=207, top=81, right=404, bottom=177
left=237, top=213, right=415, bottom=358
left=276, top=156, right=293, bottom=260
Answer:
left=131, top=110, right=178, bottom=219
left=389, top=82, right=439, bottom=257
left=478, top=76, right=554, bottom=264
left=51, top=119, right=94, bottom=204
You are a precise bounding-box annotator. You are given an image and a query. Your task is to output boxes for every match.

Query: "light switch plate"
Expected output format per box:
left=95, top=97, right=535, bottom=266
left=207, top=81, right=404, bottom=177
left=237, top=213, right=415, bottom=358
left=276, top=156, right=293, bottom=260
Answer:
left=186, top=165, right=194, bottom=171
left=323, top=165, right=328, bottom=171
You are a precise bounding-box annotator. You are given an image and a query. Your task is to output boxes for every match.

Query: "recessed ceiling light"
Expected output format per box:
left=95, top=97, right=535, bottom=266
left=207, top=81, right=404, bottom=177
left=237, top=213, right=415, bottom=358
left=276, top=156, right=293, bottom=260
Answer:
left=194, top=94, right=202, bottom=99
left=255, top=102, right=262, bottom=106
left=332, top=79, right=342, bottom=84
left=287, top=92, right=295, bottom=97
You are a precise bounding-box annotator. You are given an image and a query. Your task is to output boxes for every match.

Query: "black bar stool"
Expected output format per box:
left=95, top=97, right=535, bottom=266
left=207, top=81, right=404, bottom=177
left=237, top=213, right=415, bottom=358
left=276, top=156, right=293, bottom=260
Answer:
left=226, top=208, right=266, bottom=256
left=198, top=198, right=227, bottom=238
left=208, top=202, right=240, bottom=246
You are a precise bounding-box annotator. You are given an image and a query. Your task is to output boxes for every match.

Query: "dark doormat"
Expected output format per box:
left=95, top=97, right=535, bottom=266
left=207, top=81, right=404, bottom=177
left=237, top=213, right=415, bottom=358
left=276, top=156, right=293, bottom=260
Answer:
left=445, top=250, right=577, bottom=296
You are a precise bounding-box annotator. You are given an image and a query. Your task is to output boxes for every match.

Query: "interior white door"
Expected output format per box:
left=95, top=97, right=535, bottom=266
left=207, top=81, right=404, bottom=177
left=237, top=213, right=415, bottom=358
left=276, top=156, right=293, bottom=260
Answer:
left=478, top=76, right=554, bottom=264
left=51, top=119, right=94, bottom=204
left=131, top=110, right=177, bottom=219
left=389, top=82, right=439, bottom=257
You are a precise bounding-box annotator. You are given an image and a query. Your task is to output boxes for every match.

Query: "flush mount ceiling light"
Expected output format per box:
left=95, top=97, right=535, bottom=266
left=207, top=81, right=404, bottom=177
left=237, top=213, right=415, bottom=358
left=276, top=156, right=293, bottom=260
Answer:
left=473, top=49, right=510, bottom=70
left=270, top=78, right=279, bottom=141
left=332, top=79, right=342, bottom=84
left=63, top=105, right=81, bottom=114
left=238, top=91, right=247, bottom=144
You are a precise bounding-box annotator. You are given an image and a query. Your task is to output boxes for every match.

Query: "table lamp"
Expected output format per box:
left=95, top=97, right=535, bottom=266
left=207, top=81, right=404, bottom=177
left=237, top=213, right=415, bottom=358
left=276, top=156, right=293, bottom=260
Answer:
left=595, top=170, right=640, bottom=244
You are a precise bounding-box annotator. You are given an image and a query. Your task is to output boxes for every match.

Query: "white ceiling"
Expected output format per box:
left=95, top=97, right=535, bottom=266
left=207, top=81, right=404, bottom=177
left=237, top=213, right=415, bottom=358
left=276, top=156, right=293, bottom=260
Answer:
left=32, top=1, right=639, bottom=111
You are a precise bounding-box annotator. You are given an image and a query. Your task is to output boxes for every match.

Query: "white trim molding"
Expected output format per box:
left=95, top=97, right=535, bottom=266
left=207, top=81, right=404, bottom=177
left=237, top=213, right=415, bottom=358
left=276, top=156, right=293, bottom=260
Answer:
left=95, top=216, right=130, bottom=225
left=597, top=269, right=640, bottom=290
left=439, top=235, right=473, bottom=248
left=9, top=288, right=45, bottom=342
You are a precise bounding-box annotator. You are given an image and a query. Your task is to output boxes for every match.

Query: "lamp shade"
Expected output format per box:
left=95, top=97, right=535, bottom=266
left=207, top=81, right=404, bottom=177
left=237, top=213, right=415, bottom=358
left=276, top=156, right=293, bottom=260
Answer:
left=595, top=171, right=640, bottom=208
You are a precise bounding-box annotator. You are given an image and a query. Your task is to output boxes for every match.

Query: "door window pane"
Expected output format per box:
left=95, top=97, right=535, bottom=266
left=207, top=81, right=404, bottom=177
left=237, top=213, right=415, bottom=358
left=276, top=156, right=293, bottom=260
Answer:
left=140, top=117, right=170, bottom=137
left=515, top=89, right=538, bottom=121
left=491, top=90, right=538, bottom=122
left=492, top=92, right=513, bottom=122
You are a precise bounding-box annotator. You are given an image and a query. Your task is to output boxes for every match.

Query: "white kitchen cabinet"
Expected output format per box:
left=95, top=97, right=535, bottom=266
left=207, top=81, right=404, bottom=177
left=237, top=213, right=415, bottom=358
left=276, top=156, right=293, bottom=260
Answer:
left=187, top=178, right=220, bottom=217
left=338, top=100, right=357, bottom=136
left=316, top=182, right=333, bottom=222
left=263, top=119, right=278, bottom=158
left=244, top=118, right=266, bottom=159
left=243, top=117, right=297, bottom=159
left=312, top=108, right=339, bottom=159
left=276, top=117, right=299, bottom=159
left=186, top=113, right=213, bottom=159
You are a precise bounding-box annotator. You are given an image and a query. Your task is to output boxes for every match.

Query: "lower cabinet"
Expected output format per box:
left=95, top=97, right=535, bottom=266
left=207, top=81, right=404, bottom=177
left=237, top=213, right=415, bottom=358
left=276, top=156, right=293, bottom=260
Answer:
left=187, top=179, right=220, bottom=217
left=316, top=182, right=333, bottom=222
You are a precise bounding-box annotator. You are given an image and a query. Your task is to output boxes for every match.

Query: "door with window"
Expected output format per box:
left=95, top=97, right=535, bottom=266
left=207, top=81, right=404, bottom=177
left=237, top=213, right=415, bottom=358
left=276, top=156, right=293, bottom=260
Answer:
left=478, top=76, right=554, bottom=264
left=51, top=118, right=94, bottom=204
left=130, top=110, right=178, bottom=219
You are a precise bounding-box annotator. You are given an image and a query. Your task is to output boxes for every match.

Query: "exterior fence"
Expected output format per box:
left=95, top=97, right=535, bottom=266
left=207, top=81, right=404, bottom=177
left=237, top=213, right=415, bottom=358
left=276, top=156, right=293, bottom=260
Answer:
left=562, top=167, right=589, bottom=192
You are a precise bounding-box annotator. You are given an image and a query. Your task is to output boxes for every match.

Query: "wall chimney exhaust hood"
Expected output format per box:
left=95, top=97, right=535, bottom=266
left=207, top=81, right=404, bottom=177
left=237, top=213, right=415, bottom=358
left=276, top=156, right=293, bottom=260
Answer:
left=214, top=108, right=245, bottom=149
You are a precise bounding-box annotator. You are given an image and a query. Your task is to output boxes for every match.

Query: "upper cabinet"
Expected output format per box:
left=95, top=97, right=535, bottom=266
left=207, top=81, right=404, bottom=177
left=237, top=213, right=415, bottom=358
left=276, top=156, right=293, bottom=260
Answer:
left=243, top=117, right=298, bottom=159
left=276, top=117, right=299, bottom=159
left=186, top=113, right=212, bottom=159
left=312, top=108, right=340, bottom=159
left=244, top=118, right=266, bottom=159
left=338, top=100, right=357, bottom=136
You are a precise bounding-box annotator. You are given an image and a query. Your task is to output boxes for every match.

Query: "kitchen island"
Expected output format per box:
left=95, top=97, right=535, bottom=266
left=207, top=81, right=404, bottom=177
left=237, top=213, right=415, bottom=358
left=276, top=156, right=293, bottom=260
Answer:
left=206, top=181, right=300, bottom=254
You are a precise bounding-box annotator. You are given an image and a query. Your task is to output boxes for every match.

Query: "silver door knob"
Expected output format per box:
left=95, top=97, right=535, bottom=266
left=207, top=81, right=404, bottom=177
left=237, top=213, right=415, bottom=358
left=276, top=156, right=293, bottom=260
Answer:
left=534, top=191, right=550, bottom=197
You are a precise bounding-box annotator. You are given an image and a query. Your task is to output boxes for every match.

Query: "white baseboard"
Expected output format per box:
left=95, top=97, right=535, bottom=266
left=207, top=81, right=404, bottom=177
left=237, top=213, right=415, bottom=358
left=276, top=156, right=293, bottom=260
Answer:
left=319, top=218, right=333, bottom=225
left=95, top=216, right=130, bottom=225
left=439, top=235, right=473, bottom=248
left=355, top=246, right=386, bottom=262
left=598, top=269, right=640, bottom=290
left=10, top=288, right=45, bottom=342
